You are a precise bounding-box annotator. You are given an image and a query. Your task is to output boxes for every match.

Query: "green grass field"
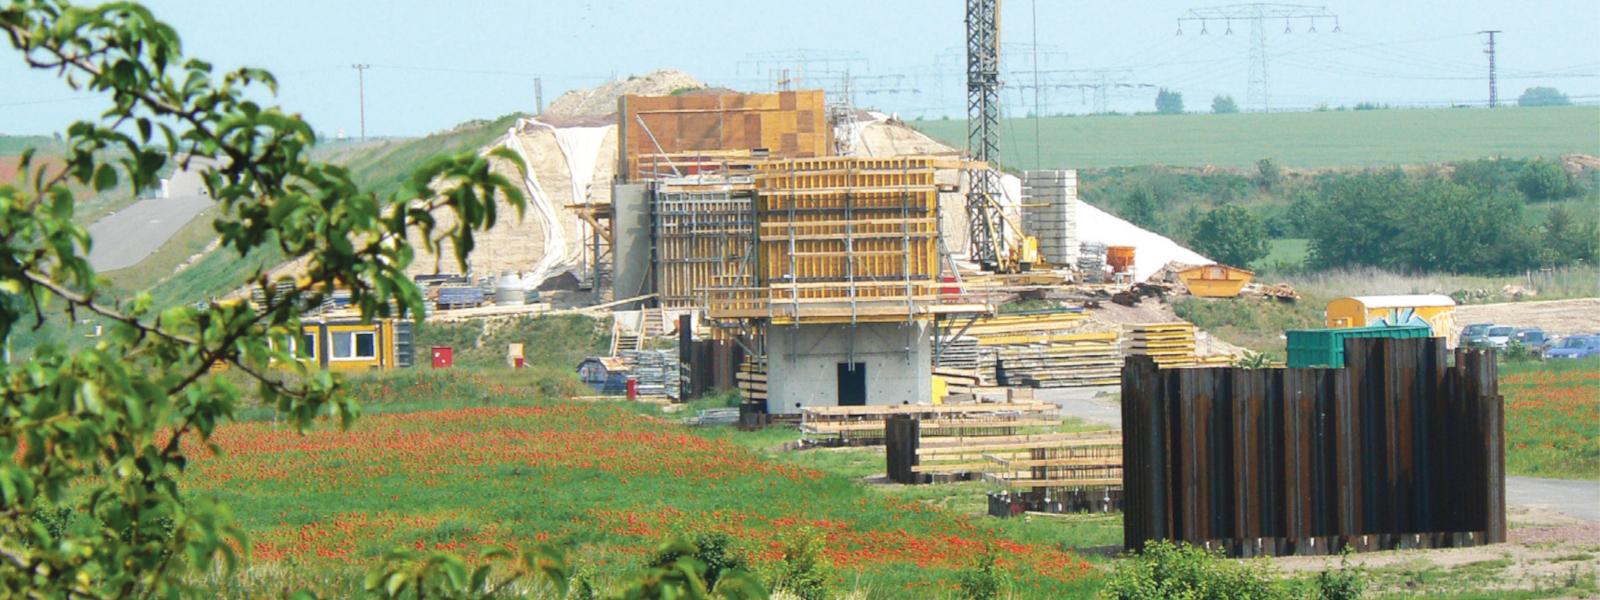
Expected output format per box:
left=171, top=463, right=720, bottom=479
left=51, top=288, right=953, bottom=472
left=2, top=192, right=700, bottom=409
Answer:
left=911, top=105, right=1600, bottom=169
left=1500, top=357, right=1600, bottom=480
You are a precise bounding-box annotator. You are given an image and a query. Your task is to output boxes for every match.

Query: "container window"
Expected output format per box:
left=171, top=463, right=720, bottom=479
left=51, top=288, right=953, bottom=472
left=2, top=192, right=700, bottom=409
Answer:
left=299, top=332, right=316, bottom=359
left=331, top=331, right=378, bottom=360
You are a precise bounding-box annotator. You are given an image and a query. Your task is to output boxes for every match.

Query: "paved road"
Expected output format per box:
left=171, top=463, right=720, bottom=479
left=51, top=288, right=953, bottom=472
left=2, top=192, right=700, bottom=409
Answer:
left=1036, top=385, right=1121, bottom=427
left=1039, top=387, right=1600, bottom=523
left=87, top=194, right=214, bottom=272
left=1507, top=476, right=1600, bottom=522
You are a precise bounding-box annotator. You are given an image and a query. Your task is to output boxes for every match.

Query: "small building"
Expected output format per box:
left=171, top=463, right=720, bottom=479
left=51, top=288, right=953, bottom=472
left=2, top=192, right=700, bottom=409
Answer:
left=1325, top=294, right=1457, bottom=339
left=296, top=318, right=415, bottom=372
left=577, top=356, right=630, bottom=394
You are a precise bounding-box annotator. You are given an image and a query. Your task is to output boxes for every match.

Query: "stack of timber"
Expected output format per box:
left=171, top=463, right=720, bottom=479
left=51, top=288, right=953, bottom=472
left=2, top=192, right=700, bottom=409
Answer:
left=801, top=402, right=1060, bottom=446
left=958, top=310, right=1122, bottom=388
left=934, top=335, right=981, bottom=371
left=1122, top=322, right=1201, bottom=367
left=888, top=428, right=1122, bottom=489
left=736, top=361, right=767, bottom=405
left=934, top=367, right=982, bottom=400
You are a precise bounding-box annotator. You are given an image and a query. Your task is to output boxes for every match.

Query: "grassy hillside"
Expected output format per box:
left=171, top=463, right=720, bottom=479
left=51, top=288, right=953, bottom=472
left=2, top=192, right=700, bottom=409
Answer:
left=912, top=105, right=1600, bottom=169
left=335, top=112, right=524, bottom=200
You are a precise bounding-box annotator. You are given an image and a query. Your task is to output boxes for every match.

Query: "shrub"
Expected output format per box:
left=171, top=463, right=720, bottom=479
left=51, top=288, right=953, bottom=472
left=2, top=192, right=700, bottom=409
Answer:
left=1103, top=540, right=1285, bottom=600
left=958, top=545, right=1013, bottom=600
left=1191, top=205, right=1269, bottom=267
left=1314, top=549, right=1366, bottom=600
left=649, top=532, right=747, bottom=590
left=1504, top=340, right=1538, bottom=362
left=1517, top=158, right=1573, bottom=201
left=771, top=528, right=832, bottom=600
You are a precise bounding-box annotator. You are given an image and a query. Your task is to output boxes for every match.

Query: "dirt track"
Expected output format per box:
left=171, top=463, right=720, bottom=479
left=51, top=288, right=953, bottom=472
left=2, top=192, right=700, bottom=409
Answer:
left=1454, top=298, right=1600, bottom=338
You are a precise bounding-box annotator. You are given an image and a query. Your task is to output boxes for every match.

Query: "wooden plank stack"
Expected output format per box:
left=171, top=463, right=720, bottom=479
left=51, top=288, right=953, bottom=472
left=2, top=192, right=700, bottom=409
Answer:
left=955, top=310, right=1122, bottom=388
left=906, top=431, right=1123, bottom=489
left=736, top=361, right=767, bottom=406
left=1122, top=322, right=1201, bottom=367
left=800, top=402, right=1060, bottom=446
left=934, top=335, right=981, bottom=371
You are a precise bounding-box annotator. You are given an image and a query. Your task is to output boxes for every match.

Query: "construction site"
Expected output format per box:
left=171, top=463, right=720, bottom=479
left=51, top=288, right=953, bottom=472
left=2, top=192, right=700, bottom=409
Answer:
left=23, top=0, right=1595, bottom=596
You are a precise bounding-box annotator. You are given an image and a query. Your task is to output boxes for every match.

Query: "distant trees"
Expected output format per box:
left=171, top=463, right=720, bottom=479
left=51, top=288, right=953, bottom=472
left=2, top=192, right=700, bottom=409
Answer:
left=1156, top=89, right=1184, bottom=115
left=1518, top=87, right=1572, bottom=107
left=1121, top=186, right=1162, bottom=232
left=1543, top=205, right=1599, bottom=264
left=1191, top=205, right=1269, bottom=268
left=1297, top=170, right=1540, bottom=274
left=1211, top=95, right=1239, bottom=114
left=1516, top=158, right=1574, bottom=201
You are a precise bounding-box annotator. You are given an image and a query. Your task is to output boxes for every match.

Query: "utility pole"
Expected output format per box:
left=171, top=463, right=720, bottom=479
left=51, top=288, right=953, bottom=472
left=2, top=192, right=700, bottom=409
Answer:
left=351, top=63, right=370, bottom=140
left=1178, top=4, right=1339, bottom=112
left=534, top=77, right=544, bottom=115
left=1480, top=30, right=1501, bottom=107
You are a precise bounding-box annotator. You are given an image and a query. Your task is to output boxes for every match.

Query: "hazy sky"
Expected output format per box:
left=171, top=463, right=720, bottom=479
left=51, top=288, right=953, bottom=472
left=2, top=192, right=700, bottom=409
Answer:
left=2, top=0, right=1597, bottom=137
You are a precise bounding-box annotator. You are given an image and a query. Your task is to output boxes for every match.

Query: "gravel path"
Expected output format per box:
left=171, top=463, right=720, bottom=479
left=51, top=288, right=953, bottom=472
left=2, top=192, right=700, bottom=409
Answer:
left=87, top=194, right=213, bottom=272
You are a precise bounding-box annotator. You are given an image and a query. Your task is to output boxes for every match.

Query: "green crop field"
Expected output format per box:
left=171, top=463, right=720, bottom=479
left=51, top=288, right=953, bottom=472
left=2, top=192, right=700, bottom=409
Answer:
left=911, top=105, right=1600, bottom=169
left=1500, top=357, right=1600, bottom=480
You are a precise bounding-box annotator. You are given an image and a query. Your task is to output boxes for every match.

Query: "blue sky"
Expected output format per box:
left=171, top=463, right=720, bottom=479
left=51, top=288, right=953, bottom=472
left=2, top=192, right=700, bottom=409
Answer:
left=2, top=0, right=1596, bottom=137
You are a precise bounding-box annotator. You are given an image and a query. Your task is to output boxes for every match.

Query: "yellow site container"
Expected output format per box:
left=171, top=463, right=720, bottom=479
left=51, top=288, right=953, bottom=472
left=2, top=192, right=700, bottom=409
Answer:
left=1177, top=265, right=1254, bottom=298
left=931, top=375, right=948, bottom=405
left=1324, top=295, right=1456, bottom=338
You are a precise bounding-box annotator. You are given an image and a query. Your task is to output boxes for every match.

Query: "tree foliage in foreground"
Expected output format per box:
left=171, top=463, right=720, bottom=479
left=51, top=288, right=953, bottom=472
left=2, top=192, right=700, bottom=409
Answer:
left=0, top=2, right=751, bottom=598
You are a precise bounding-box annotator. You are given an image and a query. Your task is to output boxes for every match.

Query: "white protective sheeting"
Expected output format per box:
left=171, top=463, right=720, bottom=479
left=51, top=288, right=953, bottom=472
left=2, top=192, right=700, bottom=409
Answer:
left=1075, top=199, right=1212, bottom=281
left=504, top=119, right=615, bottom=287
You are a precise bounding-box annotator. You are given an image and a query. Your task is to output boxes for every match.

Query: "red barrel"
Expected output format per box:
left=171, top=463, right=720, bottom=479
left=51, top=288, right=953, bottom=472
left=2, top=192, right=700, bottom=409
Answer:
left=513, top=356, right=525, bottom=369
left=431, top=346, right=453, bottom=368
left=625, top=377, right=638, bottom=400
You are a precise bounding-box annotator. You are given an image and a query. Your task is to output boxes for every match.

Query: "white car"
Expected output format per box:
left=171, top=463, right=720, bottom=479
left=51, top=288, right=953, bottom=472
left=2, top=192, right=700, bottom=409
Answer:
left=1484, top=325, right=1517, bottom=349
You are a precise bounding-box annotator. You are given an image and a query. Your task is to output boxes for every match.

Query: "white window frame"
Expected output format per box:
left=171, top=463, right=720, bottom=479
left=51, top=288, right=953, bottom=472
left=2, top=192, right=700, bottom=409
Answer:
left=328, top=330, right=378, bottom=361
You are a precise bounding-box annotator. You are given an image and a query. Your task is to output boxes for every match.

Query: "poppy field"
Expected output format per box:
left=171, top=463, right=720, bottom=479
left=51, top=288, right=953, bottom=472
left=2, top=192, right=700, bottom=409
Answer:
left=183, top=370, right=1105, bottom=597
left=1500, top=357, right=1600, bottom=480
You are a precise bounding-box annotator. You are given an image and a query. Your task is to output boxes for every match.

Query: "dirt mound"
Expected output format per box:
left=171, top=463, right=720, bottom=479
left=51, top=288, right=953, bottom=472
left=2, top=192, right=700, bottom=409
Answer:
left=543, top=70, right=705, bottom=118
left=1562, top=153, right=1600, bottom=174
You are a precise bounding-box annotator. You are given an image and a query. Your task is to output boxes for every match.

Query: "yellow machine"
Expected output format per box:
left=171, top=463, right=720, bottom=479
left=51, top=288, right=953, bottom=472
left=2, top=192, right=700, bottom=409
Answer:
left=1325, top=295, right=1457, bottom=338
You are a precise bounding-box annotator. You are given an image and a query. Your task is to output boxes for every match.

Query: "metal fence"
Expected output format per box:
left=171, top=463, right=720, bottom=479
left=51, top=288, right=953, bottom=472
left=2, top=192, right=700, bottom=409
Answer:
left=1121, top=337, right=1505, bottom=557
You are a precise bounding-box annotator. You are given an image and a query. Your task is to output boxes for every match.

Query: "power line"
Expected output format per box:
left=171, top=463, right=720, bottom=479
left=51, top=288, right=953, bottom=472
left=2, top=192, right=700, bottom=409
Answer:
left=1480, top=30, right=1501, bottom=108
left=1178, top=3, right=1341, bottom=112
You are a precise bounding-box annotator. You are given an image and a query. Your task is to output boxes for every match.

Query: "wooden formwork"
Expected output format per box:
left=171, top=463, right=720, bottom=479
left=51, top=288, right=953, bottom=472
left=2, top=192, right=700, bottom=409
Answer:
left=652, top=188, right=756, bottom=308
left=619, top=90, right=830, bottom=181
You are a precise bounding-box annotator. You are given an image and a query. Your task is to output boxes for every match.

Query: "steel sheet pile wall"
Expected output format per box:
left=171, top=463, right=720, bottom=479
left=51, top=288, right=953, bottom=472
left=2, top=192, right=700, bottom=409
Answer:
left=653, top=189, right=755, bottom=308
left=1121, top=337, right=1505, bottom=557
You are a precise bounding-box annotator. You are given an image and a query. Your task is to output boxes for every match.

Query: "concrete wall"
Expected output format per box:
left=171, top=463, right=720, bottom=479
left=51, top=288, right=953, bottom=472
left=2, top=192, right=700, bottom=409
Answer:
left=611, top=183, right=653, bottom=305
left=1021, top=170, right=1079, bottom=266
left=765, top=321, right=932, bottom=415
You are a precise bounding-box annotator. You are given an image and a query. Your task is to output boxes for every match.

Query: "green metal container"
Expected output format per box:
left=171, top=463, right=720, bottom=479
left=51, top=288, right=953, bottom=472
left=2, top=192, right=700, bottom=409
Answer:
left=1285, top=325, right=1434, bottom=368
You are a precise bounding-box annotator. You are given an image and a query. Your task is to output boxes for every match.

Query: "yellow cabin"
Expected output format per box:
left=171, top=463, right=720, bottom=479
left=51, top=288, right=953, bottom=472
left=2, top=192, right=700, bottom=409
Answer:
left=1325, top=295, right=1456, bottom=338
left=1176, top=264, right=1254, bottom=298
left=293, top=318, right=415, bottom=372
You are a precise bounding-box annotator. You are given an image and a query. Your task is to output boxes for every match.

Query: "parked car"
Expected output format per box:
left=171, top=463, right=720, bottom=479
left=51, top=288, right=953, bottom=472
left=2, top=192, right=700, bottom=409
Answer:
left=1484, top=325, right=1518, bottom=349
left=1548, top=335, right=1600, bottom=360
left=1459, top=323, right=1494, bottom=347
left=1511, top=328, right=1552, bottom=357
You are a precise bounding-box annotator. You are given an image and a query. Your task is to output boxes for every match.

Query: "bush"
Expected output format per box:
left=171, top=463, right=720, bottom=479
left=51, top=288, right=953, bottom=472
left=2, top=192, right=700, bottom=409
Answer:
left=1504, top=340, right=1538, bottom=362
left=1314, top=549, right=1366, bottom=600
left=649, top=532, right=747, bottom=590
left=1103, top=540, right=1285, bottom=600
left=1517, top=158, right=1573, bottom=201
left=771, top=528, right=832, bottom=600
left=957, top=545, right=1013, bottom=600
